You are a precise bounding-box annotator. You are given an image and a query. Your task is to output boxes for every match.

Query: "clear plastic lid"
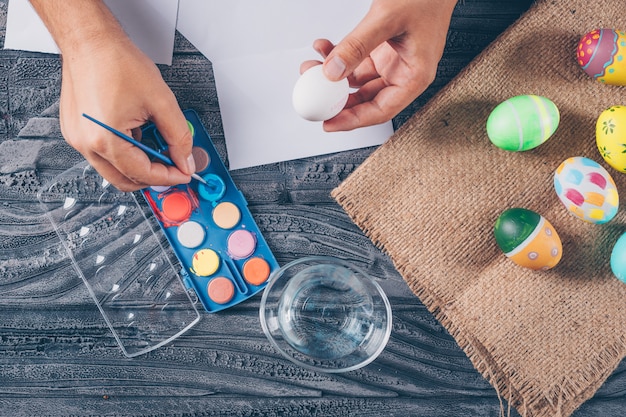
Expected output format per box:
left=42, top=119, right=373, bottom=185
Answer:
left=37, top=161, right=201, bottom=357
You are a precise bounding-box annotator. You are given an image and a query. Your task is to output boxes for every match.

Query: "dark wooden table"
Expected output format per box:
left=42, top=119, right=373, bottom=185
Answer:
left=1, top=1, right=623, bottom=416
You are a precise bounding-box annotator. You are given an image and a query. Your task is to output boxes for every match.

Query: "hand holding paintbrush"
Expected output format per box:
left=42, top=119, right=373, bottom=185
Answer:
left=82, top=114, right=207, bottom=186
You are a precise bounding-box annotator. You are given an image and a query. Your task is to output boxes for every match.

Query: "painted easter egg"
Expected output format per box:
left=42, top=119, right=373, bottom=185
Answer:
left=596, top=105, right=626, bottom=173
left=610, top=232, right=626, bottom=283
left=494, top=208, right=562, bottom=270
left=577, top=29, right=626, bottom=85
left=554, top=156, right=619, bottom=224
left=486, top=95, right=560, bottom=151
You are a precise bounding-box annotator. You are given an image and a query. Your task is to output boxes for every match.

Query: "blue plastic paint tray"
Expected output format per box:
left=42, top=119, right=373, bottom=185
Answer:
left=140, top=109, right=280, bottom=313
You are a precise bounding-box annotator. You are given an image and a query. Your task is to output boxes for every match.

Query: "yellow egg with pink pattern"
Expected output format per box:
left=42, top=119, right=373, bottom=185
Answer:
left=554, top=156, right=619, bottom=224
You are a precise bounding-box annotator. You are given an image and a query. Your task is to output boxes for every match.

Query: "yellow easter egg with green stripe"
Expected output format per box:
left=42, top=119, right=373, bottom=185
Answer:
left=486, top=95, right=560, bottom=151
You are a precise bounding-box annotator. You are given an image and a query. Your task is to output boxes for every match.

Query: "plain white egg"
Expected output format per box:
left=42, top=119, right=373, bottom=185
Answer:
left=292, top=65, right=349, bottom=121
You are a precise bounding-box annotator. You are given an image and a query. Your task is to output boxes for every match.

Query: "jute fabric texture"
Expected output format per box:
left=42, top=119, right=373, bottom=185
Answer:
left=332, top=1, right=626, bottom=416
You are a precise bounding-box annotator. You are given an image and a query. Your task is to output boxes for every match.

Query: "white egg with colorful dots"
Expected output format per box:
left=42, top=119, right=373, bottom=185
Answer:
left=553, top=156, right=619, bottom=224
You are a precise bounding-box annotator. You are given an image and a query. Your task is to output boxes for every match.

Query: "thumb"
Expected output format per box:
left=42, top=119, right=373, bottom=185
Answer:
left=322, top=7, right=399, bottom=81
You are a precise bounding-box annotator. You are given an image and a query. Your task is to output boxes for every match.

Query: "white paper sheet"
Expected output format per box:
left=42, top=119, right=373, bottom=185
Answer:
left=177, top=0, right=393, bottom=170
left=3, top=0, right=179, bottom=65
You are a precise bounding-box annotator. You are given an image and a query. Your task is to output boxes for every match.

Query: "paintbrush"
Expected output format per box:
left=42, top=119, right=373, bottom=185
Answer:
left=82, top=113, right=207, bottom=185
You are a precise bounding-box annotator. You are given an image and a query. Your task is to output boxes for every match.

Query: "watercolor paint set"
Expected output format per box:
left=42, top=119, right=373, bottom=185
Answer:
left=38, top=109, right=279, bottom=356
left=139, top=109, right=279, bottom=313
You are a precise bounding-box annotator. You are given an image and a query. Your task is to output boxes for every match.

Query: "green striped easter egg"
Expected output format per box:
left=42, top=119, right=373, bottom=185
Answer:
left=486, top=95, right=560, bottom=151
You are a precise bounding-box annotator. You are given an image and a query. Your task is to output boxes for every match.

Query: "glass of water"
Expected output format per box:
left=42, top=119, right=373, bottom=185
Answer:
left=259, top=256, right=392, bottom=373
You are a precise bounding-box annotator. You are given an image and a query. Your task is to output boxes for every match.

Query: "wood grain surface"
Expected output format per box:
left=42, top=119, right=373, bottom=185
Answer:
left=0, top=1, right=623, bottom=416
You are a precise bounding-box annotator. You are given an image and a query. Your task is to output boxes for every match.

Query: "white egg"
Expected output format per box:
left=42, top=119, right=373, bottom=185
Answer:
left=292, top=65, right=349, bottom=121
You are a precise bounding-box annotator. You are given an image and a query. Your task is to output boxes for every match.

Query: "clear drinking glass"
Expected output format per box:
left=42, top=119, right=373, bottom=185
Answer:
left=259, top=256, right=392, bottom=372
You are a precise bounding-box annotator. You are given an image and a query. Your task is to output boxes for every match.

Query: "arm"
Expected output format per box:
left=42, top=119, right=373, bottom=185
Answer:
left=302, top=0, right=458, bottom=132
left=30, top=0, right=194, bottom=191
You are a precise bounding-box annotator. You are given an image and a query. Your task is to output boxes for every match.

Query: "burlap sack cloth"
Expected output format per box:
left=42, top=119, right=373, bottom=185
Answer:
left=332, top=1, right=626, bottom=416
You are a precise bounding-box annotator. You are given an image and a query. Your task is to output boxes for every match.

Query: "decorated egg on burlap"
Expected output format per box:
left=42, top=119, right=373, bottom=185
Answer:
left=596, top=105, right=626, bottom=173
left=486, top=95, right=560, bottom=151
left=610, top=232, right=626, bottom=283
left=554, top=156, right=619, bottom=224
left=494, top=208, right=562, bottom=270
left=577, top=29, right=626, bottom=85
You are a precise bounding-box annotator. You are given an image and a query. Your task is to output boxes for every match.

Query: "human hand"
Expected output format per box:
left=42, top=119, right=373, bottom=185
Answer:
left=301, top=0, right=457, bottom=132
left=59, top=36, right=194, bottom=191
left=31, top=0, right=194, bottom=191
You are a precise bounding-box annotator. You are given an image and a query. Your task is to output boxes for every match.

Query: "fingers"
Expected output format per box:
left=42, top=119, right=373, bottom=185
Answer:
left=85, top=145, right=186, bottom=193
left=84, top=150, right=150, bottom=192
left=312, top=39, right=334, bottom=59
left=61, top=83, right=192, bottom=190
left=305, top=3, right=414, bottom=130
left=323, top=78, right=417, bottom=132
left=148, top=91, right=195, bottom=177
left=81, top=125, right=191, bottom=190
left=308, top=39, right=380, bottom=88
left=322, top=4, right=402, bottom=81
left=79, top=120, right=192, bottom=191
